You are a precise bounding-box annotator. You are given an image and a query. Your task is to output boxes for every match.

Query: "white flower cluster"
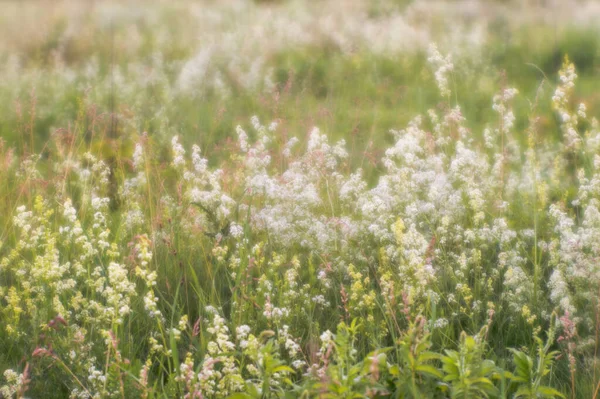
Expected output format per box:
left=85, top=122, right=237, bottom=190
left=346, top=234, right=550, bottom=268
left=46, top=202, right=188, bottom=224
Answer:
left=553, top=58, right=581, bottom=149
left=2, top=36, right=600, bottom=396
left=0, top=369, right=25, bottom=398
left=427, top=44, right=454, bottom=98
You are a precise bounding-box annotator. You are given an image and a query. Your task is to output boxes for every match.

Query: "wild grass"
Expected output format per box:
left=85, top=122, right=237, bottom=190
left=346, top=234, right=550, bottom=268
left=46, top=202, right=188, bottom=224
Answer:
left=1, top=1, right=600, bottom=398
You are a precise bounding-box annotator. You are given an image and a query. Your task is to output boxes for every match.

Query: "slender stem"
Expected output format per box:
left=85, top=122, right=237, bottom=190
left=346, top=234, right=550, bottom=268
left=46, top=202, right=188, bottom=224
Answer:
left=52, top=355, right=92, bottom=398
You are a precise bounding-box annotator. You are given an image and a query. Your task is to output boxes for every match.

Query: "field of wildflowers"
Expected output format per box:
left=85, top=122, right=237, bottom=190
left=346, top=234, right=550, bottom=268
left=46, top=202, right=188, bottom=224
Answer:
left=2, top=0, right=600, bottom=398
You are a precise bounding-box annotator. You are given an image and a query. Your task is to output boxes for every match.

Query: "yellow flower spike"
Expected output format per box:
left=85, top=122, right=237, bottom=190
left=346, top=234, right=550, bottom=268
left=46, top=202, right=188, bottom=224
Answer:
left=521, top=305, right=531, bottom=319
left=379, top=247, right=389, bottom=267
left=34, top=195, right=44, bottom=213
left=392, top=218, right=405, bottom=245
left=291, top=255, right=300, bottom=269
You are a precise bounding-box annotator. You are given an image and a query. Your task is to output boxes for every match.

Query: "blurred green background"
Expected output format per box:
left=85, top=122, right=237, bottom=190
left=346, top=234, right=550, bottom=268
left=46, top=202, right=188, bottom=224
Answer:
left=0, top=0, right=599, bottom=177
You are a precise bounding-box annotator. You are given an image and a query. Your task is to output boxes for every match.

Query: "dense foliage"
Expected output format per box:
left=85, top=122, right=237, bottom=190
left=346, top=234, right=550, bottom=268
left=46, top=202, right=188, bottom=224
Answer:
left=1, top=1, right=600, bottom=398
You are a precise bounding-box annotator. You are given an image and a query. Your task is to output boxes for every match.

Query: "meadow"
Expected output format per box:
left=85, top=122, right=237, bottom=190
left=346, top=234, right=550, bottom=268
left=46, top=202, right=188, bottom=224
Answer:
left=1, top=0, right=600, bottom=397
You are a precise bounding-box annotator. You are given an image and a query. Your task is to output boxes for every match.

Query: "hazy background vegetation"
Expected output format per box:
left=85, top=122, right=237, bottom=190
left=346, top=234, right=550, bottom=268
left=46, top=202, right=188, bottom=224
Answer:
left=2, top=1, right=600, bottom=397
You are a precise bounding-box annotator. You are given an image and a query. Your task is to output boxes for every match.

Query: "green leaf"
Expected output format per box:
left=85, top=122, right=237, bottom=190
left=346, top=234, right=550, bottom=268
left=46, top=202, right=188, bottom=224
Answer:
left=272, top=365, right=295, bottom=374
left=389, top=364, right=401, bottom=376
left=537, top=386, right=566, bottom=398
left=416, top=365, right=443, bottom=379
left=419, top=351, right=442, bottom=362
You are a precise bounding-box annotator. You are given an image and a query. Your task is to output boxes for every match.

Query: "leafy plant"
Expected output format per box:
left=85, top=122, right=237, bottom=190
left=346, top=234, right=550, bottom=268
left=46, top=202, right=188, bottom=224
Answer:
left=388, top=316, right=443, bottom=398
left=508, top=314, right=564, bottom=399
left=312, top=320, right=388, bottom=398
left=440, top=329, right=499, bottom=399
